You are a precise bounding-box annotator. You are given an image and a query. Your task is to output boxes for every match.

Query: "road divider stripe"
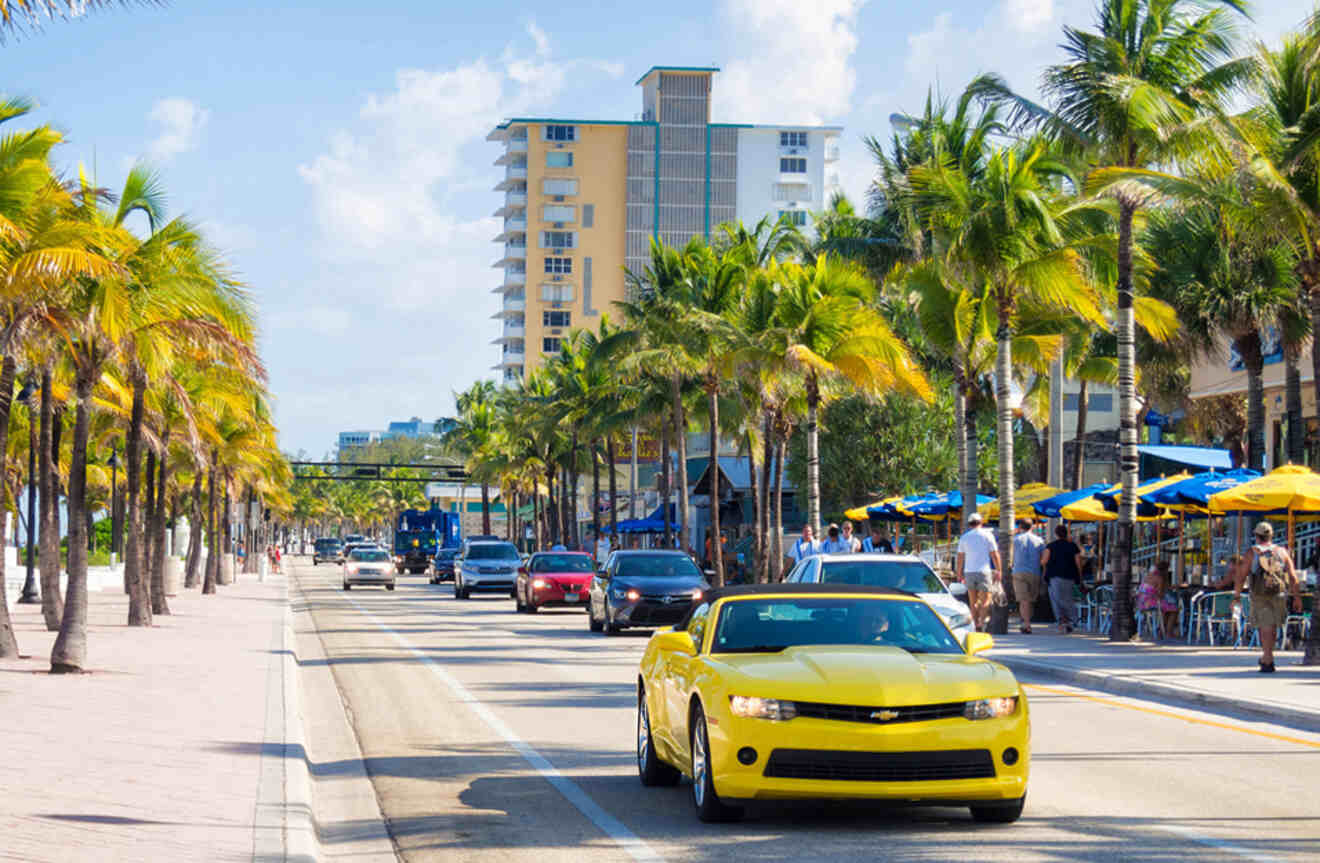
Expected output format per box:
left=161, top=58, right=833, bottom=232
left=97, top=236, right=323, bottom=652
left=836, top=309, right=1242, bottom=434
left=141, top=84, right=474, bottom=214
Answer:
left=1023, top=683, right=1320, bottom=749
left=342, top=593, right=665, bottom=863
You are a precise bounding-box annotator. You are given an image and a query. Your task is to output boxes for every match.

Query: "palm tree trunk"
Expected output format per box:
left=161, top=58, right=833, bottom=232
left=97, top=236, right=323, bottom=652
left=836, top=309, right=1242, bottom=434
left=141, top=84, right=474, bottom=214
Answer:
left=1072, top=379, right=1090, bottom=490
left=661, top=423, right=673, bottom=546
left=50, top=376, right=95, bottom=672
left=805, top=372, right=822, bottom=537
left=151, top=435, right=170, bottom=615
left=1111, top=199, right=1139, bottom=641
left=1285, top=346, right=1304, bottom=465
left=1241, top=335, right=1266, bottom=472
left=203, top=455, right=218, bottom=595
left=124, top=374, right=150, bottom=625
left=591, top=441, right=602, bottom=547
left=953, top=363, right=969, bottom=523
left=545, top=467, right=559, bottom=544
left=607, top=436, right=618, bottom=541
left=707, top=383, right=724, bottom=587
left=0, top=356, right=19, bottom=658
left=184, top=467, right=203, bottom=588
left=38, top=367, right=62, bottom=631
left=142, top=449, right=158, bottom=613
left=772, top=436, right=786, bottom=581
left=219, top=477, right=233, bottom=585
left=481, top=481, right=492, bottom=535
left=531, top=489, right=540, bottom=552
left=759, top=413, right=773, bottom=583
left=995, top=316, right=1016, bottom=580
left=672, top=374, right=691, bottom=555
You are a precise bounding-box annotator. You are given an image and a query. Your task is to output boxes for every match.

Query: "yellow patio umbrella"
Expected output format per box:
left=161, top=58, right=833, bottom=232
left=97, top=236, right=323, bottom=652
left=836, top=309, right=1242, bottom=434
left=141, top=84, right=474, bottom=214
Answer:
left=1207, top=464, right=1320, bottom=553
left=1058, top=474, right=1190, bottom=522
left=844, top=495, right=903, bottom=522
left=982, top=483, right=1064, bottom=521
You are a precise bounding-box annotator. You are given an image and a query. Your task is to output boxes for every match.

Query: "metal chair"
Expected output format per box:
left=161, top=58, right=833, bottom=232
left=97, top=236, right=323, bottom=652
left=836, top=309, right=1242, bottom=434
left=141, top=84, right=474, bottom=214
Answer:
left=1281, top=593, right=1313, bottom=650
left=1074, top=584, right=1092, bottom=630
left=1092, top=585, right=1114, bottom=636
left=1188, top=591, right=1240, bottom=646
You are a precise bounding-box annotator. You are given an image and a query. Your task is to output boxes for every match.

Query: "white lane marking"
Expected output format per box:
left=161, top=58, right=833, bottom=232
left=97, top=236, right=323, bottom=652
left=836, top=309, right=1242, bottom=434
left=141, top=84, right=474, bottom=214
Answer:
left=342, top=594, right=665, bottom=863
left=1157, top=826, right=1284, bottom=862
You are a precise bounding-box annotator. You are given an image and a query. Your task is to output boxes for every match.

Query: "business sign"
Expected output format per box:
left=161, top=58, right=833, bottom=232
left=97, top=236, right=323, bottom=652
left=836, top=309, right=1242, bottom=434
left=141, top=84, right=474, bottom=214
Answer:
left=614, top=434, right=662, bottom=461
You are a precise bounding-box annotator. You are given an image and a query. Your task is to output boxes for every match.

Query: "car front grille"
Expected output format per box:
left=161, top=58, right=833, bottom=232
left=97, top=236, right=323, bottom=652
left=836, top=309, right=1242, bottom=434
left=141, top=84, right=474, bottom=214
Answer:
left=793, top=700, right=966, bottom=725
left=763, top=748, right=996, bottom=782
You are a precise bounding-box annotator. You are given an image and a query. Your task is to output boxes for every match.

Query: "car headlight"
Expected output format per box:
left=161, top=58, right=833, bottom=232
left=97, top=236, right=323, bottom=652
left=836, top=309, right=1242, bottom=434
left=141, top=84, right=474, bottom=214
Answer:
left=946, top=612, right=973, bottom=630
left=691, top=589, right=704, bottom=600
left=611, top=586, right=640, bottom=601
left=964, top=697, right=1019, bottom=720
left=729, top=696, right=798, bottom=721
left=532, top=578, right=547, bottom=589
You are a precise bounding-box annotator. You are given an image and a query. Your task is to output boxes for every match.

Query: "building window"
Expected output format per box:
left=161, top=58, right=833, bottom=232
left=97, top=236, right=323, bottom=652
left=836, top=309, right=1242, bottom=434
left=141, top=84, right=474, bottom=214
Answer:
left=583, top=256, right=596, bottom=315
left=540, top=284, right=575, bottom=302
left=540, top=230, right=576, bottom=249
left=542, top=337, right=562, bottom=354
left=543, top=178, right=578, bottom=195
left=544, top=257, right=572, bottom=275
left=546, top=151, right=574, bottom=168
left=779, top=131, right=808, bottom=149
left=543, top=310, right=571, bottom=328
left=778, top=210, right=808, bottom=227
left=542, top=204, right=576, bottom=223
left=773, top=182, right=811, bottom=202
left=544, top=125, right=576, bottom=142
left=582, top=204, right=594, bottom=228
left=780, top=157, right=807, bottom=174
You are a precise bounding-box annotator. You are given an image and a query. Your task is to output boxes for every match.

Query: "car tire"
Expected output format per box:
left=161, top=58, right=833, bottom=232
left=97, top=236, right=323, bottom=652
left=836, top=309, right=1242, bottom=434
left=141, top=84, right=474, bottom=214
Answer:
left=637, top=686, right=680, bottom=787
left=342, top=582, right=350, bottom=591
left=690, top=702, right=742, bottom=822
left=970, top=796, right=1025, bottom=824
left=313, top=560, right=318, bottom=566
left=525, top=597, right=538, bottom=614
left=386, top=583, right=395, bottom=591
left=589, top=603, right=604, bottom=632
left=515, top=590, right=526, bottom=612
left=603, top=609, right=620, bottom=636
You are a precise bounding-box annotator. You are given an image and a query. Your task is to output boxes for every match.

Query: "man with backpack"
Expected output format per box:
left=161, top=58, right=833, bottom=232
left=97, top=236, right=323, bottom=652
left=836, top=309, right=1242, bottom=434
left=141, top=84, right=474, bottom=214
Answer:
left=1237, top=522, right=1304, bottom=673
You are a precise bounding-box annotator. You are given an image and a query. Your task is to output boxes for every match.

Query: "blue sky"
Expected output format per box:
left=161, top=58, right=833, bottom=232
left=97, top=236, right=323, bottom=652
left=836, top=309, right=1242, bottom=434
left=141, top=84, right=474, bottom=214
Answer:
left=4, top=0, right=1308, bottom=456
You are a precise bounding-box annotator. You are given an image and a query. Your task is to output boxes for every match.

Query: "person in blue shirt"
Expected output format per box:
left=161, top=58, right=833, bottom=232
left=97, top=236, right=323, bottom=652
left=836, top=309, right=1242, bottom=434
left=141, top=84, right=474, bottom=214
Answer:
left=787, top=525, right=820, bottom=565
left=861, top=524, right=894, bottom=554
left=820, top=524, right=853, bottom=554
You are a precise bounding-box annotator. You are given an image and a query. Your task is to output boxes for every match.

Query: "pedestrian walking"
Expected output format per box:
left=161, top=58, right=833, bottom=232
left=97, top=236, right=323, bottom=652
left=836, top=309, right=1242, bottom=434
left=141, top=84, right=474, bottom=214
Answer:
left=272, top=544, right=283, bottom=574
left=1237, top=522, right=1304, bottom=673
left=840, top=521, right=862, bottom=553
left=862, top=525, right=894, bottom=554
left=955, top=513, right=1000, bottom=632
left=1010, top=519, right=1044, bottom=634
left=1041, top=525, right=1082, bottom=633
left=788, top=525, right=820, bottom=565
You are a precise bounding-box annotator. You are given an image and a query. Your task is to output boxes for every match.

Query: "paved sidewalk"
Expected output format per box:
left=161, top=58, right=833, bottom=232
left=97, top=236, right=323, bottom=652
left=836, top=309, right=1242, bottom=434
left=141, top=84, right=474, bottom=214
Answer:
left=0, top=571, right=310, bottom=862
left=988, top=628, right=1320, bottom=732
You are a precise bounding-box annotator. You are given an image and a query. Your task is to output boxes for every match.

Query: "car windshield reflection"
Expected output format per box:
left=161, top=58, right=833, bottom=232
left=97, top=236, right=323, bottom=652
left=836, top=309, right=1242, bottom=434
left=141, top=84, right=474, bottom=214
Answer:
left=711, top=597, right=962, bottom=655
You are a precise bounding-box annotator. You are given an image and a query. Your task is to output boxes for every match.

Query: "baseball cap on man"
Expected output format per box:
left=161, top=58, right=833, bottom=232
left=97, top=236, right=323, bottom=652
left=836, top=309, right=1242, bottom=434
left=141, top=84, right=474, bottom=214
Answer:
left=967, top=512, right=984, bottom=525
left=1254, top=521, right=1273, bottom=539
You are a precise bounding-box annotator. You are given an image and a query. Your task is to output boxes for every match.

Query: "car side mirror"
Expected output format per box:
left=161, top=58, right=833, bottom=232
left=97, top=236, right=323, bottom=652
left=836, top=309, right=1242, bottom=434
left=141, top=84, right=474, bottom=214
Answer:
left=652, top=630, right=696, bottom=655
left=965, top=632, right=994, bottom=655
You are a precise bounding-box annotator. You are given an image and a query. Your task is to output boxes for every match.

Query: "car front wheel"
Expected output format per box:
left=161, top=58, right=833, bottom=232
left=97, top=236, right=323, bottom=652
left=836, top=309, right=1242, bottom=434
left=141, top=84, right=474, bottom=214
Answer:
left=970, top=796, right=1025, bottom=824
left=588, top=601, right=604, bottom=632
left=690, top=703, right=741, bottom=822
left=637, top=686, right=680, bottom=787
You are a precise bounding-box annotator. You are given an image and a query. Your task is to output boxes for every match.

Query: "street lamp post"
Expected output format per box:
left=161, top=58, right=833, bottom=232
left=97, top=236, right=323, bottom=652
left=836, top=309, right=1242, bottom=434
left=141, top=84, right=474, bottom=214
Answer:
left=17, top=378, right=40, bottom=604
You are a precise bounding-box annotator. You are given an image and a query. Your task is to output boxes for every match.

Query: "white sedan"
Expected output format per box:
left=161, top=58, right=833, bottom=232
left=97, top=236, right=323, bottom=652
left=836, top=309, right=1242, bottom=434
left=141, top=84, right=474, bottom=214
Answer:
left=343, top=547, right=396, bottom=591
left=784, top=552, right=974, bottom=641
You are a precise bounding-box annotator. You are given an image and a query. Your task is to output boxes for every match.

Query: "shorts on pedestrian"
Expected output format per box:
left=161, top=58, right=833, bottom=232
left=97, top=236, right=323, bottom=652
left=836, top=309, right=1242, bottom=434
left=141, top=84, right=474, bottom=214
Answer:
left=965, top=570, right=993, bottom=592
left=1011, top=572, right=1040, bottom=604
left=1249, top=593, right=1287, bottom=629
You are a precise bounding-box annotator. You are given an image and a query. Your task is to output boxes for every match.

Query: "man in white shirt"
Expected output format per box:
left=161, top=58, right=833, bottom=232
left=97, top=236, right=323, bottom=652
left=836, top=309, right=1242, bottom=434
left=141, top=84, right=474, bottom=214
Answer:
left=840, top=521, right=862, bottom=553
left=788, top=525, right=820, bottom=565
left=955, top=512, right=1001, bottom=632
left=820, top=524, right=853, bottom=554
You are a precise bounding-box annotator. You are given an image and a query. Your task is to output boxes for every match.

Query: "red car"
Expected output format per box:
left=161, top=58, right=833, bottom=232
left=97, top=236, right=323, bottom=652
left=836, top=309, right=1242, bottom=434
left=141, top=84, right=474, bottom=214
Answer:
left=515, top=551, right=596, bottom=613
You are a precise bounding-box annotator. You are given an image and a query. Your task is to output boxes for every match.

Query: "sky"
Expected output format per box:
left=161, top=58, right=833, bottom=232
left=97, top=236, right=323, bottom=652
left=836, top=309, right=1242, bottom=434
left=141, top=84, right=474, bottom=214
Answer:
left=4, top=0, right=1310, bottom=457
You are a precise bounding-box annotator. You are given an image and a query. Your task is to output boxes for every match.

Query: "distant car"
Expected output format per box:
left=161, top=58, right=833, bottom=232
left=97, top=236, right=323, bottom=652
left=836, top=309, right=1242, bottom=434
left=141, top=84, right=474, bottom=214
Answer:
left=429, top=548, right=459, bottom=583
left=588, top=550, right=708, bottom=635
left=455, top=541, right=521, bottom=599
left=344, top=534, right=366, bottom=545
left=312, top=538, right=342, bottom=566
left=342, top=547, right=396, bottom=591
left=784, top=553, right=974, bottom=642
left=338, top=541, right=372, bottom=564
left=515, top=551, right=594, bottom=613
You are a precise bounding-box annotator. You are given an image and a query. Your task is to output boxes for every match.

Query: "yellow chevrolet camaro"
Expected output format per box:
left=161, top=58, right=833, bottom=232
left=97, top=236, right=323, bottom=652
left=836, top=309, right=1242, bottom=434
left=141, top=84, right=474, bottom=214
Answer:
left=636, top=584, right=1029, bottom=823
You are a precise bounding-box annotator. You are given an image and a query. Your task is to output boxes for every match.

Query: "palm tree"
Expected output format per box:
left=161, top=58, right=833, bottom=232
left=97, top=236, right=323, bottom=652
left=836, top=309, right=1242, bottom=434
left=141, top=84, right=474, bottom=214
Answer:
left=973, top=0, right=1251, bottom=640
left=0, top=1, right=153, bottom=40
left=772, top=254, right=931, bottom=536
left=450, top=381, right=497, bottom=535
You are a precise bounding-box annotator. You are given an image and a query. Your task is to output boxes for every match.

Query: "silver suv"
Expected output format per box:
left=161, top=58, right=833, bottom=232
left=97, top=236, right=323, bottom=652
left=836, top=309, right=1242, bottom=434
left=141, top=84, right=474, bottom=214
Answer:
left=455, top=541, right=521, bottom=600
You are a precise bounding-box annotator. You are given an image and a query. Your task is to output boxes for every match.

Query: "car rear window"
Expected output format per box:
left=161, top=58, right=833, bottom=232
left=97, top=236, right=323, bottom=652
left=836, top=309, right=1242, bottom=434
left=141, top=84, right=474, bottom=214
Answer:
left=819, top=560, right=945, bottom=594
left=532, top=554, right=593, bottom=572
left=467, top=543, right=520, bottom=560
left=617, top=554, right=702, bottom=579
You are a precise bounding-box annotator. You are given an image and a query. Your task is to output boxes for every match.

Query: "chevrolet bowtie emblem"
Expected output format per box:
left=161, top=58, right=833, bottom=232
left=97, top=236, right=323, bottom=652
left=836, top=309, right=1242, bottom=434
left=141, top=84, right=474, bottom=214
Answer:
left=870, top=709, right=899, bottom=721
left=662, top=595, right=674, bottom=604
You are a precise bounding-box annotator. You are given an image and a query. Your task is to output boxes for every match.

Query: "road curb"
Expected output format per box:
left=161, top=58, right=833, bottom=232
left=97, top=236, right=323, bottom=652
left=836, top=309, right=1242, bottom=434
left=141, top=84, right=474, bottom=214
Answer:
left=995, top=654, right=1320, bottom=734
left=283, top=585, right=319, bottom=862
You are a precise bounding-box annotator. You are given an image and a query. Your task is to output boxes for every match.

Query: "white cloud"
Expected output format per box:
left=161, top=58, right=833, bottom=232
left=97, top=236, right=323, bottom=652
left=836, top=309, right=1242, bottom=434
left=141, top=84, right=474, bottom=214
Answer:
left=1003, top=0, right=1054, bottom=34
left=146, top=97, right=208, bottom=160
left=715, top=0, right=865, bottom=124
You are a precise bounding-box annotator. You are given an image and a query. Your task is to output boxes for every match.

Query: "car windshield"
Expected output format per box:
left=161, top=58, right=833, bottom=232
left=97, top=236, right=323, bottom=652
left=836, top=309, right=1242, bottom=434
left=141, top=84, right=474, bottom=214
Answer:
left=350, top=550, right=389, bottom=562
left=467, top=544, right=520, bottom=560
left=711, top=597, right=962, bottom=655
left=435, top=550, right=456, bottom=560
left=617, top=554, right=702, bottom=579
left=532, top=554, right=593, bottom=572
left=817, top=560, right=945, bottom=594
left=316, top=540, right=340, bottom=549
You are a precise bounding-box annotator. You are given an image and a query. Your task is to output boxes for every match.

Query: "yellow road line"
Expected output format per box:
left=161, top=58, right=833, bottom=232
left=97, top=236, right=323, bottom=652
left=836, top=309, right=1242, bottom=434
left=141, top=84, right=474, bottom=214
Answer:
left=1022, top=682, right=1320, bottom=749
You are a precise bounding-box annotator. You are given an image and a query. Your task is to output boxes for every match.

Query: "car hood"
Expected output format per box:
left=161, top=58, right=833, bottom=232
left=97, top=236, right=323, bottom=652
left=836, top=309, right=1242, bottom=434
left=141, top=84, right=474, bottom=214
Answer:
left=919, top=593, right=971, bottom=621
left=613, top=576, right=707, bottom=594
left=710, top=645, right=1017, bottom=704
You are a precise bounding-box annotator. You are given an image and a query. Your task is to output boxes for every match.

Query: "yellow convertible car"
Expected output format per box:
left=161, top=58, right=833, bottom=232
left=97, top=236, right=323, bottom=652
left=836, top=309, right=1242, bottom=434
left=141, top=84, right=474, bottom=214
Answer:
left=636, top=584, right=1029, bottom=823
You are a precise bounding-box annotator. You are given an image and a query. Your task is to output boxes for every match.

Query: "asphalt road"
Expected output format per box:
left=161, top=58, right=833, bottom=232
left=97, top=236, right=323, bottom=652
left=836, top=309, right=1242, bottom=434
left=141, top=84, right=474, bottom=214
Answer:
left=290, top=559, right=1320, bottom=862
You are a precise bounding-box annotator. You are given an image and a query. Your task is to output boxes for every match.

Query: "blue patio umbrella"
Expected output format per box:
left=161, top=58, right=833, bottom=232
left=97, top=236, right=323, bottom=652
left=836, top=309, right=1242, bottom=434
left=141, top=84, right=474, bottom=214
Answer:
left=1141, top=468, right=1261, bottom=510
left=1032, top=483, right=1112, bottom=519
left=901, top=490, right=994, bottom=521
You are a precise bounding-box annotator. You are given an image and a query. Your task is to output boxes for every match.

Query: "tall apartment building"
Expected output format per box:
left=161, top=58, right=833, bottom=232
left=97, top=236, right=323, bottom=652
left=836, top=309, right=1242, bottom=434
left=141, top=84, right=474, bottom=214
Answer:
left=488, top=65, right=842, bottom=382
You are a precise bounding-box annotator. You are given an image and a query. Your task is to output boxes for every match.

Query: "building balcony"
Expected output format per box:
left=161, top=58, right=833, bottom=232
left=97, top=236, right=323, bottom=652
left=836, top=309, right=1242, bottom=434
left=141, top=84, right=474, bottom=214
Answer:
left=496, top=297, right=525, bottom=315
left=494, top=168, right=528, bottom=191
left=492, top=244, right=527, bottom=267
left=508, top=137, right=528, bottom=153
left=501, top=323, right=526, bottom=341
left=506, top=191, right=527, bottom=207
left=497, top=349, right=526, bottom=367
left=492, top=216, right=528, bottom=243
left=824, top=141, right=841, bottom=162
